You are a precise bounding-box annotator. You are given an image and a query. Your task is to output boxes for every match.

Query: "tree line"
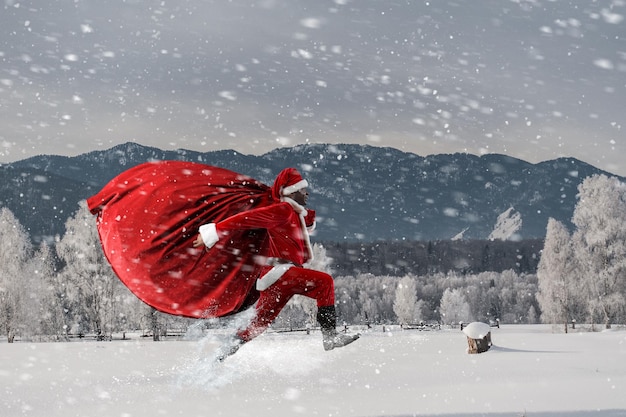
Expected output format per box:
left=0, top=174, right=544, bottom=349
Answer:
left=1, top=174, right=624, bottom=342
left=322, top=238, right=543, bottom=277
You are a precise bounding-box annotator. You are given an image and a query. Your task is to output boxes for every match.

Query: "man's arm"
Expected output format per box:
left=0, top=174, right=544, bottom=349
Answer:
left=193, top=203, right=291, bottom=248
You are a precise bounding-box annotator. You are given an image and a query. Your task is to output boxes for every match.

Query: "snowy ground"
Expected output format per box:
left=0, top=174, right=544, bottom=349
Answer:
left=1, top=325, right=626, bottom=417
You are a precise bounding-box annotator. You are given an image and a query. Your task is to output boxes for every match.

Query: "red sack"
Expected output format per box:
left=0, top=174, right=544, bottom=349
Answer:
left=87, top=161, right=273, bottom=318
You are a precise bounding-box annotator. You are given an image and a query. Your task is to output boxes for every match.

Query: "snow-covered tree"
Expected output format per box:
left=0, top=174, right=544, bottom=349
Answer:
left=305, top=243, right=334, bottom=275
left=393, top=275, right=419, bottom=325
left=414, top=299, right=428, bottom=323
left=56, top=201, right=121, bottom=337
left=332, top=269, right=541, bottom=326
left=571, top=175, right=626, bottom=328
left=22, top=242, right=62, bottom=339
left=439, top=288, right=471, bottom=325
left=0, top=208, right=32, bottom=342
left=536, top=218, right=581, bottom=332
left=527, top=305, right=538, bottom=324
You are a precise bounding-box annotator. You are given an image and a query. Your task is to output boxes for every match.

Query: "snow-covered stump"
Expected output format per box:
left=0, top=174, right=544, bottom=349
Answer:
left=462, top=322, right=492, bottom=354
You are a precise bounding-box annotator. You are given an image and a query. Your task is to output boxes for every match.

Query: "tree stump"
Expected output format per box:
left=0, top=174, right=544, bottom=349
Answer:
left=462, top=322, right=492, bottom=354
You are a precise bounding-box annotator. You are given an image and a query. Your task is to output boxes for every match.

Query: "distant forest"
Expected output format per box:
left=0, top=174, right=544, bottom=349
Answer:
left=3, top=173, right=625, bottom=342
left=323, top=238, right=544, bottom=277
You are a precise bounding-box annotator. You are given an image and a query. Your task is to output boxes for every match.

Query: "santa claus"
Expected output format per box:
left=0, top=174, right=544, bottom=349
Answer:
left=193, top=167, right=359, bottom=360
left=88, top=162, right=359, bottom=361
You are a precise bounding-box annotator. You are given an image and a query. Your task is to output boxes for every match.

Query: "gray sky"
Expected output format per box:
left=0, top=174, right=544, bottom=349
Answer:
left=1, top=0, right=625, bottom=175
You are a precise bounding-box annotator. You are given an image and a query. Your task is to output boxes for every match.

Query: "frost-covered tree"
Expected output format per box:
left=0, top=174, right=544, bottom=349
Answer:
left=572, top=175, right=626, bottom=328
left=56, top=201, right=121, bottom=337
left=527, top=305, right=538, bottom=324
left=393, top=275, right=418, bottom=325
left=332, top=270, right=539, bottom=326
left=414, top=299, right=427, bottom=323
left=22, top=242, right=62, bottom=339
left=0, top=208, right=32, bottom=342
left=305, top=243, right=334, bottom=275
left=536, top=218, right=581, bottom=332
left=439, top=288, right=471, bottom=325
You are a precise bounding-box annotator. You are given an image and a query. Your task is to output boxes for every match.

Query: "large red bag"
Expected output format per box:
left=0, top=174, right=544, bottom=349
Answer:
left=87, top=160, right=273, bottom=318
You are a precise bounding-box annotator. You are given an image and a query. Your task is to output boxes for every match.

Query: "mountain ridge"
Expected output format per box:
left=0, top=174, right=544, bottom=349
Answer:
left=1, top=142, right=621, bottom=244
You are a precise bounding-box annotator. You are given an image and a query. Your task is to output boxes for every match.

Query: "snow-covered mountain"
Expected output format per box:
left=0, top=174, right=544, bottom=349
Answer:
left=488, top=207, right=523, bottom=241
left=0, top=143, right=622, bottom=243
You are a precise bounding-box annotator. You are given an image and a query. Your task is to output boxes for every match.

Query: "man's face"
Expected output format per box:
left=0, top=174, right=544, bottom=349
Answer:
left=290, top=188, right=308, bottom=206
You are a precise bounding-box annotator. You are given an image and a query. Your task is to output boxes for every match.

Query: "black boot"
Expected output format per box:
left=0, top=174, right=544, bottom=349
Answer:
left=317, top=305, right=360, bottom=351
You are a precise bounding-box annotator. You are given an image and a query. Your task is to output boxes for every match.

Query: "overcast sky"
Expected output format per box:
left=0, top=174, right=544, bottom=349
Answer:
left=1, top=0, right=625, bottom=175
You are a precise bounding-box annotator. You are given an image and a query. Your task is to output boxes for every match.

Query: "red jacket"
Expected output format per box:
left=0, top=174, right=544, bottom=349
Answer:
left=204, top=198, right=315, bottom=267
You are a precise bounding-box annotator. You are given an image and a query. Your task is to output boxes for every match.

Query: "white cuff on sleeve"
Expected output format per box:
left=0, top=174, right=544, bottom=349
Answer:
left=199, top=223, right=219, bottom=249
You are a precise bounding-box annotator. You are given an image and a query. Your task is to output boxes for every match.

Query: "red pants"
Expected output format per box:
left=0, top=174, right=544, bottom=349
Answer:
left=237, top=266, right=335, bottom=342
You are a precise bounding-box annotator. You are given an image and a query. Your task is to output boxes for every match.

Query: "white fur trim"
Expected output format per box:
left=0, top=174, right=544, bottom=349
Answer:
left=282, top=179, right=308, bottom=196
left=198, top=223, right=219, bottom=248
left=256, top=263, right=293, bottom=291
left=280, top=197, right=314, bottom=261
left=297, top=211, right=315, bottom=261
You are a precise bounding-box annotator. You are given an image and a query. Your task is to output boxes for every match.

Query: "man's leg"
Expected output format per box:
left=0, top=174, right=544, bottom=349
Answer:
left=237, top=266, right=335, bottom=342
left=235, top=266, right=358, bottom=352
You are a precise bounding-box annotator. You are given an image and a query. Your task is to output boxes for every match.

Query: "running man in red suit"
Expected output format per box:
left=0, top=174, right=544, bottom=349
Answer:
left=193, top=167, right=360, bottom=360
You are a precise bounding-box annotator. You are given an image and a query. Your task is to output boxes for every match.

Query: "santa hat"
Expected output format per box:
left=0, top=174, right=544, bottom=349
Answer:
left=272, top=167, right=308, bottom=200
